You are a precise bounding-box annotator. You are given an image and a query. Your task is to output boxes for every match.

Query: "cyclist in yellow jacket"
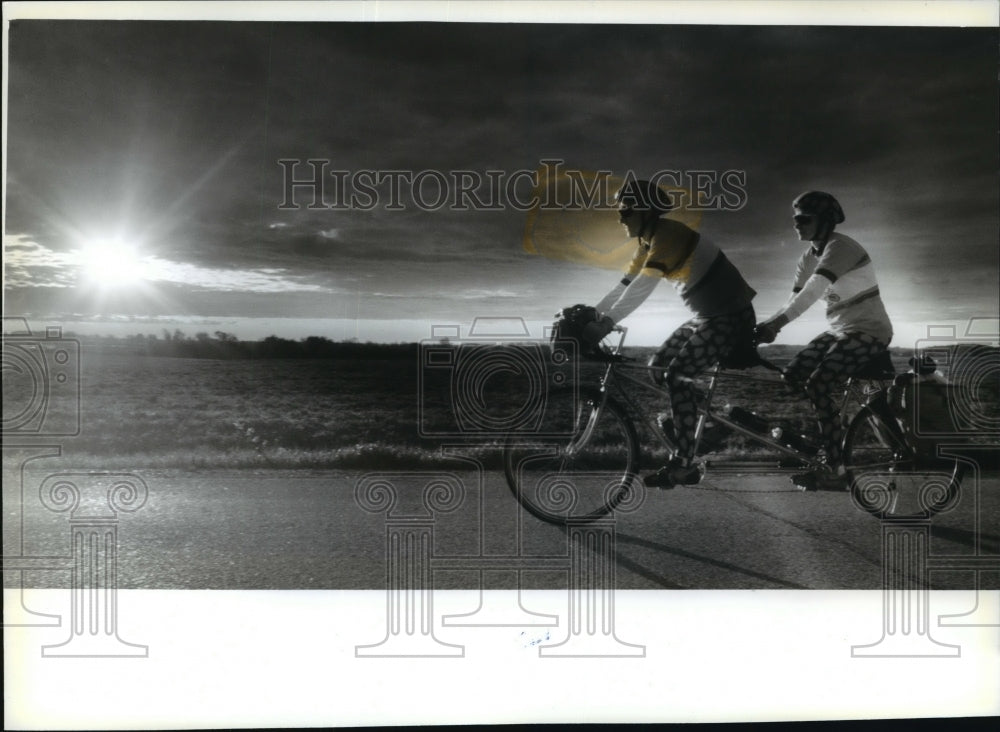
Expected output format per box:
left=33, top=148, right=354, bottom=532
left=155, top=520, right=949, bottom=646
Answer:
left=583, top=178, right=757, bottom=488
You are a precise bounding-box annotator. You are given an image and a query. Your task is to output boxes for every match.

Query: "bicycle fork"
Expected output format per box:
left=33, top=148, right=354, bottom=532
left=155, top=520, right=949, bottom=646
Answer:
left=562, top=388, right=610, bottom=458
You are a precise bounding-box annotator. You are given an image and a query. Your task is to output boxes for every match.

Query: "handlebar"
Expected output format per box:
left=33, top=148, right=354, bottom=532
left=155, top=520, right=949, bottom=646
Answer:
left=608, top=324, right=628, bottom=356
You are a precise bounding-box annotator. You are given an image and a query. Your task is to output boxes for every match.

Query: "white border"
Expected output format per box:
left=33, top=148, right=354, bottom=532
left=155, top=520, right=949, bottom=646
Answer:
left=3, top=2, right=999, bottom=728
left=2, top=1, right=999, bottom=26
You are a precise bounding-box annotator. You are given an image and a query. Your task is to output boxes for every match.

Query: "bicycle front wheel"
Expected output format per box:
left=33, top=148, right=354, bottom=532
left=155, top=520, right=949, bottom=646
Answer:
left=842, top=405, right=962, bottom=518
left=502, top=386, right=641, bottom=525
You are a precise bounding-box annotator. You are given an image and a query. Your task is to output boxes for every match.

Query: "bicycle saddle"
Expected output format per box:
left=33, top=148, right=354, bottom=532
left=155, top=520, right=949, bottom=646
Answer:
left=850, top=350, right=896, bottom=379
left=718, top=340, right=780, bottom=372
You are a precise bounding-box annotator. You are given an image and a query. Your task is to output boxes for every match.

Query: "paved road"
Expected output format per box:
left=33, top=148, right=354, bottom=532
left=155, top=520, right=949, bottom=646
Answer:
left=5, top=465, right=999, bottom=590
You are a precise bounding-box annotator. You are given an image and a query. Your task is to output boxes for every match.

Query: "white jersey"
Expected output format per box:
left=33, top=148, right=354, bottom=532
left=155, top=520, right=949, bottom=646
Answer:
left=776, top=233, right=893, bottom=343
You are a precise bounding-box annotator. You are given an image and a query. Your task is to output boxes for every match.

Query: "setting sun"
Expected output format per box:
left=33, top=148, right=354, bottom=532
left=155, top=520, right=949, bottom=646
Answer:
left=77, top=238, right=150, bottom=289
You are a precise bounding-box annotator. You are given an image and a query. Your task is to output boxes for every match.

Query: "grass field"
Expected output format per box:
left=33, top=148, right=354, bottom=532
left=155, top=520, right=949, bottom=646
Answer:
left=70, top=350, right=427, bottom=469
left=16, top=339, right=997, bottom=471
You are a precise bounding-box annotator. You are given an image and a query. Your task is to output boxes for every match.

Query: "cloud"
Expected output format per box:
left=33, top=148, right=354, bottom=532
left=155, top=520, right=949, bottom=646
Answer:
left=4, top=22, right=995, bottom=341
left=458, top=288, right=519, bottom=300
left=143, top=260, right=333, bottom=293
left=3, top=236, right=78, bottom=287
left=3, top=232, right=341, bottom=296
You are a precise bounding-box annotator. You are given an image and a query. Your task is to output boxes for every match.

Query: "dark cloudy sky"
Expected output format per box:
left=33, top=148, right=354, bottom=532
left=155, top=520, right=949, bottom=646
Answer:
left=4, top=12, right=998, bottom=346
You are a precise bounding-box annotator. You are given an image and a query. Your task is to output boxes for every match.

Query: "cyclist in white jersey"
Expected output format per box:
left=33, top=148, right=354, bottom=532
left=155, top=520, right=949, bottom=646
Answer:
left=755, top=191, right=894, bottom=490
left=582, top=178, right=757, bottom=488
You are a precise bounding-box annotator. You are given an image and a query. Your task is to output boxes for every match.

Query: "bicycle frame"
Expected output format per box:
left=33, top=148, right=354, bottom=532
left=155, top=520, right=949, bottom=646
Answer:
left=590, top=326, right=892, bottom=471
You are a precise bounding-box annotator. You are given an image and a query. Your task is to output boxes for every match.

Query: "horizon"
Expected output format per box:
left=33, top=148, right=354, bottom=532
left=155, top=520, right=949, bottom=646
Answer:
left=13, top=315, right=998, bottom=352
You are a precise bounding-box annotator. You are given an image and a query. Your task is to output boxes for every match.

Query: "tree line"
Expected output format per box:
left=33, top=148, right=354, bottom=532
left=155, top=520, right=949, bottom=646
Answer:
left=78, top=330, right=420, bottom=359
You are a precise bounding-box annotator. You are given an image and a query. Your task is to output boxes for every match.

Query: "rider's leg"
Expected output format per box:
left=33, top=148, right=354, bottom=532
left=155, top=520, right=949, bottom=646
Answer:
left=804, top=332, right=888, bottom=467
left=783, top=331, right=838, bottom=392
left=649, top=320, right=696, bottom=386
left=648, top=320, right=697, bottom=443
left=666, top=309, right=754, bottom=464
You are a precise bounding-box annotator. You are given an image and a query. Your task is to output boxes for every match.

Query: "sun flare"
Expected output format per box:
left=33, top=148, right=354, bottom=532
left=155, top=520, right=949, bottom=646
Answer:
left=78, top=238, right=150, bottom=289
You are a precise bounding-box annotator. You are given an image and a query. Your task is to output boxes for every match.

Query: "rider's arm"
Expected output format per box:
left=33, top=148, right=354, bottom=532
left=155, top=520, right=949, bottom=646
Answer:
left=765, top=271, right=831, bottom=329
left=763, top=287, right=801, bottom=328
left=760, top=247, right=822, bottom=331
left=597, top=273, right=660, bottom=324
left=595, top=242, right=661, bottom=323
left=766, top=237, right=869, bottom=329
left=594, top=277, right=630, bottom=314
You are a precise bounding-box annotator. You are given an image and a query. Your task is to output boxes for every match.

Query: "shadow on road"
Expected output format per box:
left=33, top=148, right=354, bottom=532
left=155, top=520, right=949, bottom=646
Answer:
left=613, top=532, right=810, bottom=589
left=931, top=523, right=1000, bottom=553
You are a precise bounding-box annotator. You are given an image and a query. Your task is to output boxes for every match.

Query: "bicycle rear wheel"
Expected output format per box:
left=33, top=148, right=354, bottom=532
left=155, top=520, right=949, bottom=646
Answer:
left=842, top=405, right=962, bottom=518
left=502, top=386, right=641, bottom=525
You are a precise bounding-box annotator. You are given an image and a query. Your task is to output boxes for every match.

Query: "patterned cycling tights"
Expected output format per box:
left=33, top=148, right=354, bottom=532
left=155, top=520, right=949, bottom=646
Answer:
left=651, top=307, right=756, bottom=464
left=783, top=331, right=888, bottom=466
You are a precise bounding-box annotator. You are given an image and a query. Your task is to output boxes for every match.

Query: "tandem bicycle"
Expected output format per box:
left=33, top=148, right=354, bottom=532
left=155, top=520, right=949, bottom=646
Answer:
left=502, top=324, right=965, bottom=525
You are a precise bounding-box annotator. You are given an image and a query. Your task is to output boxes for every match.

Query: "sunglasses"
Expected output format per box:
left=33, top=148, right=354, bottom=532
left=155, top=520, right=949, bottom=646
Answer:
left=793, top=214, right=814, bottom=225
left=618, top=206, right=638, bottom=221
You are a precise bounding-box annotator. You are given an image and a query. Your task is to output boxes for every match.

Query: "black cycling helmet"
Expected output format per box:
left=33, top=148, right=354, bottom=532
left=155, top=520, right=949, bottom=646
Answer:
left=614, top=178, right=674, bottom=214
left=792, top=190, right=845, bottom=225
